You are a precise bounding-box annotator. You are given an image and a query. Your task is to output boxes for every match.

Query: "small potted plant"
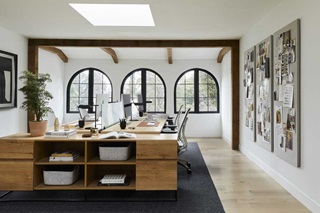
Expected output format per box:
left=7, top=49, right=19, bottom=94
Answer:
left=19, top=70, right=53, bottom=136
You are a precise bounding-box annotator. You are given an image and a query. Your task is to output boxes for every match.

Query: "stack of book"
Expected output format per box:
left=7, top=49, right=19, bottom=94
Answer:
left=49, top=151, right=80, bottom=162
left=45, top=130, right=77, bottom=138
left=98, top=174, right=127, bottom=185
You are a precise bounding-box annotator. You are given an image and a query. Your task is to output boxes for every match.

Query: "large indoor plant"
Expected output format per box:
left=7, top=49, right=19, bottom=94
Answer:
left=19, top=70, right=53, bottom=136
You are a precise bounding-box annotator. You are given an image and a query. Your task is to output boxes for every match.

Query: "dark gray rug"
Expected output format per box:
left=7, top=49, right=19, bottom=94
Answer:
left=0, top=142, right=225, bottom=213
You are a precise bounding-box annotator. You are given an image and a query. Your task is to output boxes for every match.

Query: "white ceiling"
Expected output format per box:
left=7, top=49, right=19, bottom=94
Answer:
left=0, top=0, right=282, bottom=60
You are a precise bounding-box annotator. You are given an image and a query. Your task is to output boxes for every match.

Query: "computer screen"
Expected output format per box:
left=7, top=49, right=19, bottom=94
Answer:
left=101, top=101, right=125, bottom=129
left=136, top=94, right=144, bottom=111
left=121, top=94, right=132, bottom=119
left=96, top=94, right=109, bottom=117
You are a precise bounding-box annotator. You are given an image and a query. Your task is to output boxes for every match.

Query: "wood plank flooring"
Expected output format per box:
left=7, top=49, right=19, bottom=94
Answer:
left=193, top=137, right=311, bottom=213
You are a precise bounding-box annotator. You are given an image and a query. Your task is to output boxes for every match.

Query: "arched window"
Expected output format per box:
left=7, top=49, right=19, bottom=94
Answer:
left=67, top=68, right=113, bottom=113
left=121, top=68, right=166, bottom=113
left=174, top=68, right=219, bottom=113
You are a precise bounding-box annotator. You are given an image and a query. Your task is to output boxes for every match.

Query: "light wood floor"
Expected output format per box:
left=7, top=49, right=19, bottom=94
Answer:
left=192, top=137, right=311, bottom=213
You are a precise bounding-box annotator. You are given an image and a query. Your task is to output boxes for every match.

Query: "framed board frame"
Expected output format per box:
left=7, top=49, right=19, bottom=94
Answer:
left=0, top=50, right=17, bottom=108
left=273, top=19, right=300, bottom=167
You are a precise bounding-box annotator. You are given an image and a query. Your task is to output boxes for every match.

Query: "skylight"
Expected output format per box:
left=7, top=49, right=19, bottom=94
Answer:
left=69, top=3, right=155, bottom=26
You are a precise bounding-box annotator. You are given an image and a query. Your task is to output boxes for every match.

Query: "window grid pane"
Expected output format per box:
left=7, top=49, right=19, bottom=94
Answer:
left=123, top=70, right=165, bottom=113
left=175, top=69, right=218, bottom=113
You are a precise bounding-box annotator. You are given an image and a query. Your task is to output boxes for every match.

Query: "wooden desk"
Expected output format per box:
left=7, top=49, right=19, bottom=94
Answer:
left=0, top=132, right=177, bottom=192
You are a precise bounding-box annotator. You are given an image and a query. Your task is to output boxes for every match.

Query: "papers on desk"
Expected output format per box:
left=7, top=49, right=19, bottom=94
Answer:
left=45, top=130, right=77, bottom=138
left=147, top=121, right=156, bottom=126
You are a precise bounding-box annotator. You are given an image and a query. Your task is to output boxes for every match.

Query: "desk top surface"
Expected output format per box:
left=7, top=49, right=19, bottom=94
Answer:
left=0, top=132, right=177, bottom=141
left=77, top=114, right=168, bottom=135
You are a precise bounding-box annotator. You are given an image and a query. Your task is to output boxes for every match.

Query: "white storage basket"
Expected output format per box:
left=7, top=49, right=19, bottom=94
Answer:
left=99, top=143, right=132, bottom=161
left=43, top=165, right=79, bottom=185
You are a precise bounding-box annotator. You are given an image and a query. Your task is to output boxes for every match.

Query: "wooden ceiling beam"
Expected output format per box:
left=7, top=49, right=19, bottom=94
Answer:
left=29, top=39, right=239, bottom=48
left=217, top=47, right=231, bottom=63
left=40, top=46, right=68, bottom=63
left=167, top=48, right=173, bottom=64
left=100, top=47, right=118, bottom=64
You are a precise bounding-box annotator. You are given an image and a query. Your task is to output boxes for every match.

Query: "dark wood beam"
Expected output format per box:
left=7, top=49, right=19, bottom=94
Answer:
left=231, top=45, right=240, bottom=150
left=100, top=47, right=119, bottom=64
left=27, top=44, right=39, bottom=130
left=40, top=46, right=68, bottom=63
left=167, top=48, right=172, bottom=64
left=217, top=47, right=231, bottom=63
left=29, top=39, right=239, bottom=48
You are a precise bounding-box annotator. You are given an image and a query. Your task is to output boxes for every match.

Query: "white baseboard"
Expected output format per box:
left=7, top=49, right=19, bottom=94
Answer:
left=186, top=131, right=221, bottom=138
left=239, top=144, right=320, bottom=213
left=222, top=135, right=231, bottom=145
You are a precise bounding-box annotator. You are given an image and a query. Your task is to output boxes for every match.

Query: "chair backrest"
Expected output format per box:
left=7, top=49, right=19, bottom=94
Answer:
left=178, top=108, right=191, bottom=153
left=174, top=105, right=184, bottom=127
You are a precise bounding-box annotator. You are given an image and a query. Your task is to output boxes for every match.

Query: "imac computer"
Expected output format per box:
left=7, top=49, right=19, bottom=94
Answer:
left=121, top=94, right=132, bottom=119
left=96, top=94, right=109, bottom=118
left=101, top=101, right=125, bottom=129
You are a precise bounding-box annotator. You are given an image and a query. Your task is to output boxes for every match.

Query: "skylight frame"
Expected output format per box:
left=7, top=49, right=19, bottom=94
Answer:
left=69, top=3, right=155, bottom=27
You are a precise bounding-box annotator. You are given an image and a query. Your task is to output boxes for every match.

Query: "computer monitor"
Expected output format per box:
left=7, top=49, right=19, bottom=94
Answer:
left=96, top=94, right=109, bottom=117
left=121, top=94, right=132, bottom=119
left=101, top=101, right=125, bottom=129
left=136, top=94, right=144, bottom=112
left=131, top=102, right=139, bottom=119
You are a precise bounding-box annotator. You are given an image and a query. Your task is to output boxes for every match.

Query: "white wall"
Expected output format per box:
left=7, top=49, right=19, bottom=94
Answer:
left=39, top=49, right=65, bottom=127
left=240, top=0, right=320, bottom=211
left=64, top=59, right=222, bottom=137
left=221, top=51, right=232, bottom=144
left=0, top=26, right=28, bottom=137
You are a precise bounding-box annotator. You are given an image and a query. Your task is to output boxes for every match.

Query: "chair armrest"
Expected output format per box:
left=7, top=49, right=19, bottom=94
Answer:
left=166, top=125, right=177, bottom=130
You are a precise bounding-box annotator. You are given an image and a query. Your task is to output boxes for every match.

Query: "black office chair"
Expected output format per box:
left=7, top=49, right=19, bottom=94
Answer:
left=164, top=105, right=183, bottom=131
left=177, top=108, right=191, bottom=174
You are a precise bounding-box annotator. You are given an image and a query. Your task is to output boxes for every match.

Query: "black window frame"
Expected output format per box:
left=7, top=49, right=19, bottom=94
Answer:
left=66, top=67, right=113, bottom=113
left=174, top=68, right=220, bottom=114
left=120, top=68, right=167, bottom=113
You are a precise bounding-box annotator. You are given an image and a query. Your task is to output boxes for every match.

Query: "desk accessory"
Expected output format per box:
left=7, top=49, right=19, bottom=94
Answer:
left=82, top=133, right=92, bottom=138
left=119, top=119, right=126, bottom=129
left=78, top=119, right=85, bottom=128
left=54, top=117, right=60, bottom=131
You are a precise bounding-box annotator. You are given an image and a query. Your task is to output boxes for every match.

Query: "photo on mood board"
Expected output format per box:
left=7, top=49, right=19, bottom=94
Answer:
left=286, top=108, right=296, bottom=132
left=286, top=131, right=293, bottom=150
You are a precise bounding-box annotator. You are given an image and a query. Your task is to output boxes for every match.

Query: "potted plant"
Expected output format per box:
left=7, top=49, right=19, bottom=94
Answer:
left=19, top=70, right=53, bottom=136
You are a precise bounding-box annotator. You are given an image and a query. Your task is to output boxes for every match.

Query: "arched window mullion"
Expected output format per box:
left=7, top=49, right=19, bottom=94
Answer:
left=141, top=70, right=147, bottom=111
left=194, top=70, right=199, bottom=113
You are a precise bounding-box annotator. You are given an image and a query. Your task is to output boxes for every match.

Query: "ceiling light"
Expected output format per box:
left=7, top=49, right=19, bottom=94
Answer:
left=69, top=3, right=155, bottom=26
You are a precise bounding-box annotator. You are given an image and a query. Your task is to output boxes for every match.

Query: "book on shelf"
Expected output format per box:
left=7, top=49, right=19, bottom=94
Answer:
left=51, top=151, right=78, bottom=157
left=45, top=129, right=77, bottom=138
left=49, top=152, right=79, bottom=162
left=98, top=131, right=136, bottom=139
left=99, top=174, right=127, bottom=184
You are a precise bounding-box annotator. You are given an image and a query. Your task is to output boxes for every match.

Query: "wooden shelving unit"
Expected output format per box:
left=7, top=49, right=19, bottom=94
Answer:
left=0, top=132, right=178, bottom=192
left=33, top=140, right=136, bottom=190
